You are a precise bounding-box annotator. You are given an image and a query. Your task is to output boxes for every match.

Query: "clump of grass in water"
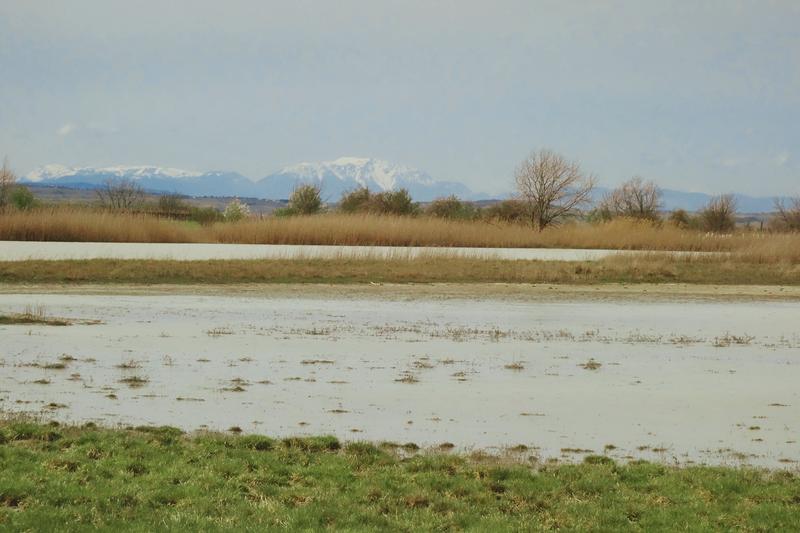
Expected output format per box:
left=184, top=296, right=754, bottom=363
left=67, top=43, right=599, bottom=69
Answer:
left=713, top=333, right=755, bottom=347
left=504, top=362, right=525, bottom=371
left=118, top=376, right=149, bottom=388
left=579, top=358, right=602, bottom=371
left=206, top=327, right=234, bottom=337
left=115, top=360, right=141, bottom=370
left=0, top=304, right=70, bottom=326
left=394, top=372, right=419, bottom=384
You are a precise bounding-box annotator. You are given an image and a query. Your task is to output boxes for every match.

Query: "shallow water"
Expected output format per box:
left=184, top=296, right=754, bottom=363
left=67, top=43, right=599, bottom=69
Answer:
left=0, top=241, right=684, bottom=261
left=1, top=291, right=798, bottom=468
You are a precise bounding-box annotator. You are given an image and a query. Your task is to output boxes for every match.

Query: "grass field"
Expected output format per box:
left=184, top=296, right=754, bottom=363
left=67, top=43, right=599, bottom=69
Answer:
left=0, top=420, right=798, bottom=531
left=0, top=255, right=798, bottom=286
left=3, top=208, right=800, bottom=261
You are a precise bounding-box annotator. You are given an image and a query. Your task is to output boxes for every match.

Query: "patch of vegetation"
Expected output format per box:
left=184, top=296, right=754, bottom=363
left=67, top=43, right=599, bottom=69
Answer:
left=0, top=304, right=70, bottom=326
left=118, top=376, right=149, bottom=388
left=115, top=360, right=142, bottom=370
left=0, top=420, right=797, bottom=531
left=1, top=253, right=798, bottom=287
left=579, top=358, right=602, bottom=371
left=394, top=372, right=420, bottom=384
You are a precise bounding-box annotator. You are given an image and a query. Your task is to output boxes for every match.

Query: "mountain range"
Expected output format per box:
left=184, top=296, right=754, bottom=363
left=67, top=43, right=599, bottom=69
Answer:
left=23, top=158, right=475, bottom=203
left=23, top=157, right=782, bottom=212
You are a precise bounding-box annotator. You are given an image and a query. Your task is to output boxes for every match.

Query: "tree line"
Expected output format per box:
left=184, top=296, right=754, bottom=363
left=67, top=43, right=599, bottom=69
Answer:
left=2, top=152, right=799, bottom=233
left=276, top=149, right=796, bottom=233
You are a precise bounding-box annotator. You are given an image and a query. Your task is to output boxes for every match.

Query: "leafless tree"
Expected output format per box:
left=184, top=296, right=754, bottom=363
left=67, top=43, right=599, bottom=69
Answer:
left=773, top=197, right=800, bottom=231
left=0, top=157, right=17, bottom=209
left=514, top=149, right=595, bottom=230
left=700, top=194, right=737, bottom=232
left=96, top=178, right=144, bottom=210
left=597, top=176, right=662, bottom=221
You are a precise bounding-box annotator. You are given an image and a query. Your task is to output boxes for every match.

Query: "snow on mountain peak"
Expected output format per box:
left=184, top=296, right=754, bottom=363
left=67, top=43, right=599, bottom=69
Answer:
left=276, top=157, right=434, bottom=191
left=22, top=157, right=477, bottom=201
left=25, top=164, right=202, bottom=182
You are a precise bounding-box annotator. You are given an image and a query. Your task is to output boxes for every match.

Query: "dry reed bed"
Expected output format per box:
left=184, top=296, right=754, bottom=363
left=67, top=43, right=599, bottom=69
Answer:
left=1, top=208, right=799, bottom=262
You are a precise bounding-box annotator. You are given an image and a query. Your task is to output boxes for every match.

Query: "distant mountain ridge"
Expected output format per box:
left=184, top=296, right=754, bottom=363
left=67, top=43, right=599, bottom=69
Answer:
left=23, top=157, right=477, bottom=202
left=589, top=187, right=779, bottom=213
left=23, top=158, right=783, bottom=212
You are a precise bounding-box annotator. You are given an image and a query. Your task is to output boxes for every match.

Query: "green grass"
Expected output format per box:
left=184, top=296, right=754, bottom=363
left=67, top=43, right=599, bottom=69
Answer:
left=0, top=420, right=798, bottom=531
left=0, top=256, right=798, bottom=286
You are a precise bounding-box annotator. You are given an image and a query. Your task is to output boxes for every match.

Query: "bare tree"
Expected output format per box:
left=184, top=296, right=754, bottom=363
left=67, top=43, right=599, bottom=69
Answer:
left=597, top=176, right=662, bottom=221
left=96, top=178, right=144, bottom=210
left=0, top=157, right=17, bottom=209
left=515, top=149, right=595, bottom=230
left=700, top=194, right=737, bottom=232
left=773, top=197, right=800, bottom=231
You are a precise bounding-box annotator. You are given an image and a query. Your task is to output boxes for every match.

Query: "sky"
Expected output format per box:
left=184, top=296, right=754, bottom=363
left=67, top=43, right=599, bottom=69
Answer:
left=1, top=0, right=798, bottom=196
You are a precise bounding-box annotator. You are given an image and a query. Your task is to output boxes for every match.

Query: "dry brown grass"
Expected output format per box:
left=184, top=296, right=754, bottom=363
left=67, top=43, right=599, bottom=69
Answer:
left=1, top=254, right=797, bottom=286
left=0, top=207, right=201, bottom=243
left=1, top=208, right=800, bottom=262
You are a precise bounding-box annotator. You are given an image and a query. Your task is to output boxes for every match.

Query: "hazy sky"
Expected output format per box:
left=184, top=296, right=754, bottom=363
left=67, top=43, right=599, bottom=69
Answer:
left=1, top=1, right=798, bottom=195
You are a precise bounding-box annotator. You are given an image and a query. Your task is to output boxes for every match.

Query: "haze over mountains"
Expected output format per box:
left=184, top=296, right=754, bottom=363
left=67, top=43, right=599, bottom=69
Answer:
left=24, top=157, right=781, bottom=212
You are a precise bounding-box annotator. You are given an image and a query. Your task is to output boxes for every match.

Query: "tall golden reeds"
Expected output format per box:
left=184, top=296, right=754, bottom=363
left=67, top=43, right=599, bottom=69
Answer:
left=1, top=207, right=798, bottom=262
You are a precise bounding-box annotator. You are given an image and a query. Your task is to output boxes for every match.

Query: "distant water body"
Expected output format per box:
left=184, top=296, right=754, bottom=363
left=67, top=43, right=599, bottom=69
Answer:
left=0, top=241, right=706, bottom=262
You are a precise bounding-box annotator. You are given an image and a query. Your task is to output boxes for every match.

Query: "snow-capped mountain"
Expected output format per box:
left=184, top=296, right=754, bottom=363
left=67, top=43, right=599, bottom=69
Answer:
left=24, top=165, right=256, bottom=197
left=257, top=157, right=474, bottom=201
left=25, top=159, right=779, bottom=211
left=23, top=158, right=480, bottom=201
left=26, top=164, right=203, bottom=182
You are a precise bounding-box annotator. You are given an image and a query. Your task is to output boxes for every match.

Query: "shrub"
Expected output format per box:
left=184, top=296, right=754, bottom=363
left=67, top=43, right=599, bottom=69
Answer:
left=700, top=194, right=737, bottom=232
left=772, top=197, right=800, bottom=231
left=272, top=206, right=297, bottom=217
left=0, top=158, right=17, bottom=209
left=668, top=208, right=691, bottom=228
left=96, top=178, right=144, bottom=210
left=370, top=189, right=416, bottom=216
left=425, top=195, right=478, bottom=220
left=157, top=193, right=190, bottom=214
left=10, top=186, right=36, bottom=210
left=482, top=199, right=527, bottom=223
left=338, top=187, right=372, bottom=213
left=189, top=206, right=223, bottom=225
left=223, top=199, right=251, bottom=222
left=288, top=184, right=322, bottom=215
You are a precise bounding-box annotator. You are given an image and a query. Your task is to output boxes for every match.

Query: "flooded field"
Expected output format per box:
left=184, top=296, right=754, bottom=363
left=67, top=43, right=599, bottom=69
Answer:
left=0, top=241, right=698, bottom=261
left=1, top=289, right=798, bottom=468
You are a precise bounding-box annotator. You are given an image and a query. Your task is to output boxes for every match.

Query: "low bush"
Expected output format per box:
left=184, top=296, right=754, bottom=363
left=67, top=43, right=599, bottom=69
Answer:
left=425, top=196, right=479, bottom=220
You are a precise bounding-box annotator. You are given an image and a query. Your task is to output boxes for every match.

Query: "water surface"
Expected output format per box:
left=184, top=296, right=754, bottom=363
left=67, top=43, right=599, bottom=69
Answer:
left=1, top=291, right=797, bottom=467
left=0, top=241, right=691, bottom=261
